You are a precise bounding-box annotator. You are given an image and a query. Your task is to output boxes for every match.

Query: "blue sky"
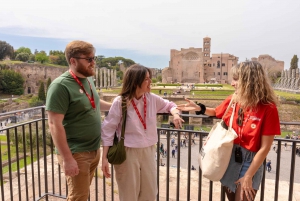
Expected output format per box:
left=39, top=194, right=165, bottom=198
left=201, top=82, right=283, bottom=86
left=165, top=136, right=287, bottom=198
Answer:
left=1, top=0, right=299, bottom=69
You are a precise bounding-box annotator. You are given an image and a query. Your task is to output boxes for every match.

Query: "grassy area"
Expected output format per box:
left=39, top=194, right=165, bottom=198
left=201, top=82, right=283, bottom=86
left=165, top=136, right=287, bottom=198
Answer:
left=2, top=156, right=36, bottom=175
left=43, top=63, right=68, bottom=68
left=0, top=60, right=68, bottom=68
left=275, top=90, right=300, bottom=101
left=0, top=60, right=24, bottom=65
left=1, top=144, right=7, bottom=152
left=0, top=135, right=7, bottom=141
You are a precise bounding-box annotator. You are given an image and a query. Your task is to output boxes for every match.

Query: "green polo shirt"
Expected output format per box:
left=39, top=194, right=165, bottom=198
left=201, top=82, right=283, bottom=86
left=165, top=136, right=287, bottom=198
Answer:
left=46, top=71, right=101, bottom=153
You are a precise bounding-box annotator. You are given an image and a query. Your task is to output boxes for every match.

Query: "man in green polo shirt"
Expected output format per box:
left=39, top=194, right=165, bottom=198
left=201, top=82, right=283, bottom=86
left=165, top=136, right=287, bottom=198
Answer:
left=46, top=40, right=111, bottom=200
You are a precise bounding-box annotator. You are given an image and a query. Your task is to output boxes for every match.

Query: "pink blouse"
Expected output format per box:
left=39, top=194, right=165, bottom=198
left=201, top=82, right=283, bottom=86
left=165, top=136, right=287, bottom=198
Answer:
left=101, top=93, right=177, bottom=148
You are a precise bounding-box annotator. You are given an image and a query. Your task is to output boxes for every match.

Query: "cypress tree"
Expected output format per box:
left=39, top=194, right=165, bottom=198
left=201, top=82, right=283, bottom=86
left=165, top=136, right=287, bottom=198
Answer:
left=38, top=82, right=46, bottom=103
left=290, top=55, right=298, bottom=70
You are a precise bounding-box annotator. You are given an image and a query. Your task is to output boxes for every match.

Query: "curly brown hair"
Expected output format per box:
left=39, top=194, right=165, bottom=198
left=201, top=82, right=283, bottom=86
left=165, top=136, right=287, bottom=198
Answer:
left=231, top=61, right=278, bottom=109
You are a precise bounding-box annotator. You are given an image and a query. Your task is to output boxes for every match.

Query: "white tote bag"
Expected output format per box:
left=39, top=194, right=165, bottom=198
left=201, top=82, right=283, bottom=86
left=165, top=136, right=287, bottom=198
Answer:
left=198, top=99, right=238, bottom=181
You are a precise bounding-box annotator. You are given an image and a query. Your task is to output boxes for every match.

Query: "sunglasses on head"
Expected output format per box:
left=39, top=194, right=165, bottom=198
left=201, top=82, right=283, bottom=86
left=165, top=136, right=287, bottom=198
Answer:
left=73, top=56, right=97, bottom=63
left=237, top=108, right=244, bottom=126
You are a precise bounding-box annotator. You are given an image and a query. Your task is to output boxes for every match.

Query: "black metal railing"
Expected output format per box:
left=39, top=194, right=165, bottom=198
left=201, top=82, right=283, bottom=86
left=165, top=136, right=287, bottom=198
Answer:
left=0, top=108, right=299, bottom=201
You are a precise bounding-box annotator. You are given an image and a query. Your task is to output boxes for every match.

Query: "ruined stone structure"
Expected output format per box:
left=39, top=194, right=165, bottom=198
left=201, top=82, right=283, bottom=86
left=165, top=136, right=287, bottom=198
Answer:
left=162, top=37, right=285, bottom=84
left=3, top=63, right=117, bottom=95
left=95, top=67, right=117, bottom=88
left=274, top=68, right=300, bottom=93
left=5, top=63, right=67, bottom=94
left=251, top=55, right=284, bottom=77
left=162, top=37, right=239, bottom=84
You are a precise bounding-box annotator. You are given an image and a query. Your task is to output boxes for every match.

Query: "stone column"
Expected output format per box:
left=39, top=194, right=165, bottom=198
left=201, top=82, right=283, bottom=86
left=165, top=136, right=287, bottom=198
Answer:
left=113, top=69, right=117, bottom=86
left=108, top=69, right=111, bottom=87
left=99, top=68, right=102, bottom=88
left=95, top=68, right=99, bottom=88
left=104, top=68, right=107, bottom=88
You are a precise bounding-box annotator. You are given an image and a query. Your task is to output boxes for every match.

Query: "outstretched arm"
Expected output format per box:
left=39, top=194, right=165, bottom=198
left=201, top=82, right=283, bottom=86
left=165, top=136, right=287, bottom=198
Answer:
left=177, top=98, right=216, bottom=116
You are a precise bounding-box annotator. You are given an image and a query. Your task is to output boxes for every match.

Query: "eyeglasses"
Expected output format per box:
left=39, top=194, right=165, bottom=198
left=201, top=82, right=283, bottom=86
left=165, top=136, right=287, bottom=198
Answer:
left=73, top=56, right=97, bottom=63
left=237, top=108, right=244, bottom=126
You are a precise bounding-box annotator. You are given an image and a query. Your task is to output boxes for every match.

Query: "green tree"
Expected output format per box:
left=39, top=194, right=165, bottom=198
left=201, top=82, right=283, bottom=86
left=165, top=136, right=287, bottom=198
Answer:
left=100, top=57, right=135, bottom=68
left=290, top=55, right=298, bottom=70
left=0, top=40, right=14, bottom=60
left=49, top=50, right=67, bottom=66
left=15, top=52, right=30, bottom=62
left=29, top=54, right=36, bottom=61
left=151, top=78, right=157, bottom=83
left=95, top=55, right=105, bottom=67
left=0, top=70, right=24, bottom=95
left=38, top=82, right=46, bottom=102
left=35, top=51, right=49, bottom=63
left=157, top=75, right=162, bottom=82
left=117, top=71, right=124, bottom=80
left=15, top=46, right=32, bottom=55
left=46, top=77, right=52, bottom=91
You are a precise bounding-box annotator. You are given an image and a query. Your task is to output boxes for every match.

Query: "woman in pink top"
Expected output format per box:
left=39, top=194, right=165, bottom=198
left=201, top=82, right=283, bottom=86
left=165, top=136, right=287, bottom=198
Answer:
left=101, top=64, right=184, bottom=201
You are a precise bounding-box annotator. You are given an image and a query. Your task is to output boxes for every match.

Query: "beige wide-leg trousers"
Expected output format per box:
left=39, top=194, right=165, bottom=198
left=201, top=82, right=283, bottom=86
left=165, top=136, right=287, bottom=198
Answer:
left=114, top=145, right=157, bottom=201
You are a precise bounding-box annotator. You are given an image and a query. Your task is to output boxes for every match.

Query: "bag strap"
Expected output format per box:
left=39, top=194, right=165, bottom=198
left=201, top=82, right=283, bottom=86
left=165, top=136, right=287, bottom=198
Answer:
left=221, top=97, right=236, bottom=129
left=120, top=96, right=127, bottom=140
left=228, top=101, right=236, bottom=129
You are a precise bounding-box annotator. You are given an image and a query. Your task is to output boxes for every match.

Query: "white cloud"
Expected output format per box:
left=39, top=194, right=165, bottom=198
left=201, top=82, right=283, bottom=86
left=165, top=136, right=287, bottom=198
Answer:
left=1, top=0, right=299, bottom=68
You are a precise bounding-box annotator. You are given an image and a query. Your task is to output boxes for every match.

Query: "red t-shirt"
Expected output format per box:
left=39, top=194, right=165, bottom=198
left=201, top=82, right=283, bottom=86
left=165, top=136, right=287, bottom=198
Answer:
left=215, top=95, right=281, bottom=152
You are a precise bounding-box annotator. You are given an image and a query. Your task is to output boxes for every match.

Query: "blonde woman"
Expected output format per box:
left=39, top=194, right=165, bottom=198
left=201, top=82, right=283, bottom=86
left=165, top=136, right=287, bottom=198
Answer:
left=177, top=61, right=280, bottom=201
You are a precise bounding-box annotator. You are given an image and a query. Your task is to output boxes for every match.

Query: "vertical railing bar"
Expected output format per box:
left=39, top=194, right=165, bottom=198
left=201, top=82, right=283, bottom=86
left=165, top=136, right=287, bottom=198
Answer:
left=95, top=168, right=98, bottom=201
left=220, top=186, right=225, bottom=201
left=15, top=127, right=22, bottom=201
left=166, top=130, right=170, bottom=201
left=22, top=124, right=29, bottom=201
left=198, top=133, right=204, bottom=201
left=187, top=131, right=192, bottom=201
left=156, top=129, right=160, bottom=201
left=103, top=173, right=106, bottom=201
left=111, top=165, right=114, bottom=201
left=288, top=141, right=296, bottom=201
left=0, top=129, right=4, bottom=201
left=50, top=136, right=55, bottom=195
left=176, top=130, right=181, bottom=201
left=36, top=121, right=41, bottom=197
left=58, top=164, right=62, bottom=196
left=42, top=108, right=49, bottom=201
left=274, top=139, right=281, bottom=201
left=29, top=123, right=36, bottom=200
left=260, top=159, right=266, bottom=201
left=65, top=179, right=68, bottom=197
left=209, top=181, right=213, bottom=201
left=49, top=139, right=54, bottom=196
left=6, top=129, right=14, bottom=201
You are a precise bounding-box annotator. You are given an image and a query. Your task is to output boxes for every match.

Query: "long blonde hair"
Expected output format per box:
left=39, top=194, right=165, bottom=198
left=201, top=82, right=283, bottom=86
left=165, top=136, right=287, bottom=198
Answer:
left=232, top=61, right=278, bottom=109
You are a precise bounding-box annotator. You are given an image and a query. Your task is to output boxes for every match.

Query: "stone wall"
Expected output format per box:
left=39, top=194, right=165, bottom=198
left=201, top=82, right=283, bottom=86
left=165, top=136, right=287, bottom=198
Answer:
left=3, top=63, right=67, bottom=94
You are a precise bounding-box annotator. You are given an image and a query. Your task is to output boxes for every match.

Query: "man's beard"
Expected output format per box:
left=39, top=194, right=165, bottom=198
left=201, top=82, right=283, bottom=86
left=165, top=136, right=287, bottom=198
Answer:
left=76, top=63, right=95, bottom=77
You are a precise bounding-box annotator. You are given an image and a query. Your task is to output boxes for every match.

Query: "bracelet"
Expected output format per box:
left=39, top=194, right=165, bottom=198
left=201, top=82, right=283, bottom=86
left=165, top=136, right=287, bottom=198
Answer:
left=195, top=103, right=206, bottom=115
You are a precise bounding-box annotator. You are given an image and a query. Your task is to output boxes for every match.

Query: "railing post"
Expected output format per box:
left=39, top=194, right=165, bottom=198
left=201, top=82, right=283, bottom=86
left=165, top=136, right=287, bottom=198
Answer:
left=288, top=141, right=296, bottom=201
left=42, top=107, right=48, bottom=200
